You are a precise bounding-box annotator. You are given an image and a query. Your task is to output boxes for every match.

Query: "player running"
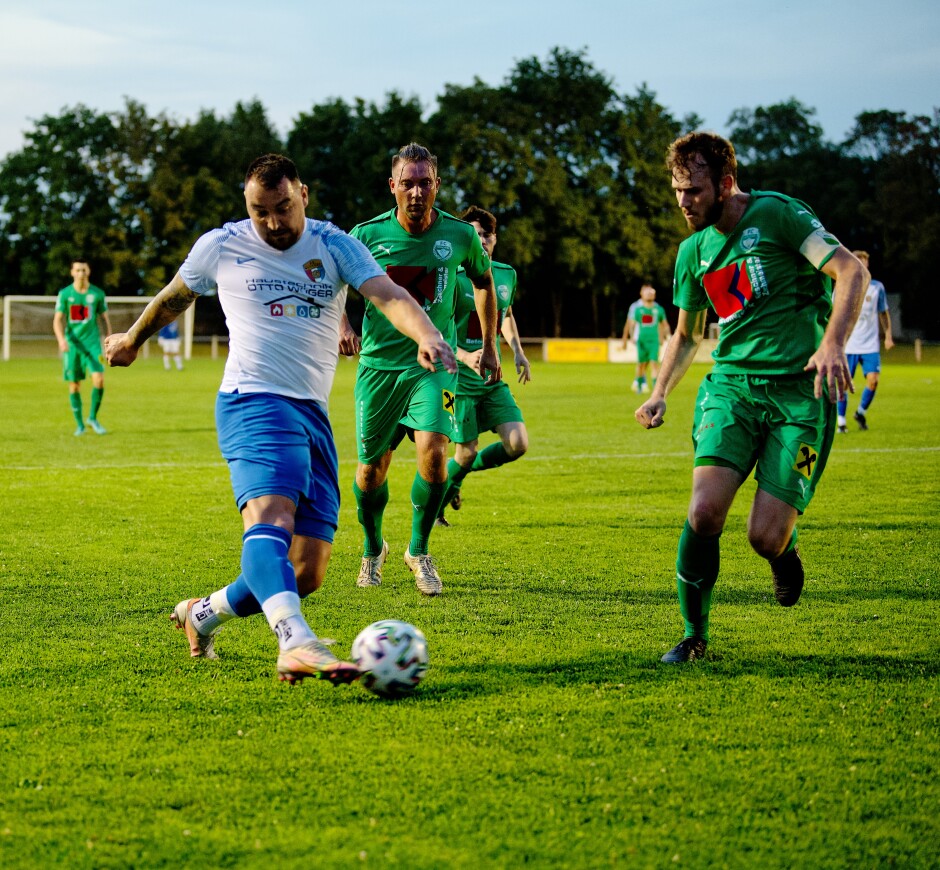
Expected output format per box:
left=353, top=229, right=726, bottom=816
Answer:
left=342, top=143, right=500, bottom=596
left=436, top=205, right=530, bottom=527
left=635, top=132, right=869, bottom=663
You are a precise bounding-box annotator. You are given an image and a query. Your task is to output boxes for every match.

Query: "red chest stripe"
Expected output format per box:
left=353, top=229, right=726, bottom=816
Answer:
left=387, top=265, right=437, bottom=304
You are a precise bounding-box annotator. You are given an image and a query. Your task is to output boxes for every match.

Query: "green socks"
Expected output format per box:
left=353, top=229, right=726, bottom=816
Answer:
left=409, top=473, right=446, bottom=556
left=354, top=480, right=389, bottom=557
left=69, top=393, right=83, bottom=427
left=675, top=520, right=721, bottom=641
left=90, top=386, right=104, bottom=420
left=471, top=442, right=512, bottom=472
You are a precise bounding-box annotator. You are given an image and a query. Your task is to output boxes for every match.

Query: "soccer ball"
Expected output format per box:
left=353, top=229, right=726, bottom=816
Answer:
left=351, top=620, right=429, bottom=699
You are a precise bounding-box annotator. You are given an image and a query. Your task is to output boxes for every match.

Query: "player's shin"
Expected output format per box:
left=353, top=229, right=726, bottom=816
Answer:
left=675, top=520, right=721, bottom=641
left=409, top=473, right=446, bottom=556
left=354, top=480, right=389, bottom=557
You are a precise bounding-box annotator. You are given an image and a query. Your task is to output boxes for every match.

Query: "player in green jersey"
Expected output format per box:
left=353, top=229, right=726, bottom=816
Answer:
left=621, top=284, right=671, bottom=394
left=436, top=206, right=530, bottom=527
left=342, top=144, right=501, bottom=595
left=53, top=259, right=112, bottom=436
left=635, top=132, right=869, bottom=663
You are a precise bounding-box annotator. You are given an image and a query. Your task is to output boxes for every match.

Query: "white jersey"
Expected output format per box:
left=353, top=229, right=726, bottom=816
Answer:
left=845, top=278, right=888, bottom=355
left=180, top=218, right=383, bottom=404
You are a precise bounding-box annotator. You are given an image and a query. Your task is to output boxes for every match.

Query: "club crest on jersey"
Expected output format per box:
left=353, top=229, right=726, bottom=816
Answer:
left=433, top=240, right=453, bottom=261
left=740, top=227, right=760, bottom=252
left=303, top=259, right=324, bottom=281
left=497, top=283, right=510, bottom=302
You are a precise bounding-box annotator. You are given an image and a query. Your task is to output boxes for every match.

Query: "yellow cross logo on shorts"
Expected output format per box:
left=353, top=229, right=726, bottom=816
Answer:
left=442, top=389, right=455, bottom=414
left=792, top=443, right=818, bottom=480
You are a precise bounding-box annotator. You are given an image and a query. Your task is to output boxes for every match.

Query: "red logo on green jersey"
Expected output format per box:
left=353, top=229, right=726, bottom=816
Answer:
left=702, top=261, right=753, bottom=318
left=387, top=265, right=437, bottom=304
left=640, top=313, right=654, bottom=325
left=69, top=304, right=90, bottom=322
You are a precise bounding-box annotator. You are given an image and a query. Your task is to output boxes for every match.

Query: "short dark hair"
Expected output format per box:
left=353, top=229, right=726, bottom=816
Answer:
left=459, top=205, right=496, bottom=234
left=666, top=132, right=738, bottom=189
left=391, top=142, right=438, bottom=177
left=244, top=153, right=300, bottom=189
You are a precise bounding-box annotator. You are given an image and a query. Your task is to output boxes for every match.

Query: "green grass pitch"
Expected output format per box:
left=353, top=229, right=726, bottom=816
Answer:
left=0, top=348, right=937, bottom=868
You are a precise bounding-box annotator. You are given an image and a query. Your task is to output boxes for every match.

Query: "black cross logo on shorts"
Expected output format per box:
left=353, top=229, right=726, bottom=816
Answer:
left=795, top=444, right=817, bottom=478
left=442, top=389, right=455, bottom=413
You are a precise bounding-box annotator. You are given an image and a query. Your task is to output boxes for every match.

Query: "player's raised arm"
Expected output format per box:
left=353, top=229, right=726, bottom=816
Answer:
left=804, top=247, right=870, bottom=401
left=635, top=307, right=707, bottom=429
left=106, top=273, right=198, bottom=367
left=357, top=274, right=456, bottom=373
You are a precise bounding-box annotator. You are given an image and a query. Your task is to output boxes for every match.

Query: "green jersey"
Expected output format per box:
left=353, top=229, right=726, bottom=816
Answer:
left=350, top=208, right=491, bottom=370
left=627, top=301, right=667, bottom=342
left=55, top=283, right=108, bottom=349
left=673, top=191, right=841, bottom=375
left=454, top=260, right=517, bottom=376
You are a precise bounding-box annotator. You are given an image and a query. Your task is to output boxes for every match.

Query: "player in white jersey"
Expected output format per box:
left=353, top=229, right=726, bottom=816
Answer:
left=106, top=154, right=455, bottom=686
left=837, top=250, right=894, bottom=432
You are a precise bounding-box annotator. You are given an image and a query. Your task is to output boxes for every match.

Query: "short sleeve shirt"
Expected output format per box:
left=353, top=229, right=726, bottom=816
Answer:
left=628, top=301, right=667, bottom=342
left=673, top=191, right=841, bottom=375
left=845, top=279, right=888, bottom=354
left=55, top=284, right=108, bottom=348
left=454, top=260, right=517, bottom=383
left=179, top=217, right=383, bottom=404
left=350, top=208, right=491, bottom=370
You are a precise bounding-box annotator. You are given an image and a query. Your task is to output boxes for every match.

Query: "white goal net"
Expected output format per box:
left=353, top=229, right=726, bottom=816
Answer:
left=1, top=295, right=195, bottom=361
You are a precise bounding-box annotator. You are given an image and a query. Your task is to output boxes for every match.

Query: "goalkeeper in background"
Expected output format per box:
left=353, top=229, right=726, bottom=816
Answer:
left=53, top=258, right=111, bottom=436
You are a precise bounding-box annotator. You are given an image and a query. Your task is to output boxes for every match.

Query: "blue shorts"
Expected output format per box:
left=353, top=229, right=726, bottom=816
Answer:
left=215, top=392, right=340, bottom=543
left=847, top=352, right=880, bottom=377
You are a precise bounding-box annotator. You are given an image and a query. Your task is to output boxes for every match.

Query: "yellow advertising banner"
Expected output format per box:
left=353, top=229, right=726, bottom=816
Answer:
left=542, top=339, right=609, bottom=363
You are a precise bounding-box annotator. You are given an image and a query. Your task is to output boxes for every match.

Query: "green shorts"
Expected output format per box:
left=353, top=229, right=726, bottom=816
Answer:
left=691, top=372, right=836, bottom=514
left=354, top=364, right=458, bottom=464
left=62, top=344, right=104, bottom=382
left=453, top=379, right=524, bottom=444
left=636, top=337, right=660, bottom=364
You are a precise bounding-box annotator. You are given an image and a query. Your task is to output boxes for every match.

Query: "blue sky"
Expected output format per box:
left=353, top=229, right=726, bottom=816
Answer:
left=0, top=0, right=936, bottom=160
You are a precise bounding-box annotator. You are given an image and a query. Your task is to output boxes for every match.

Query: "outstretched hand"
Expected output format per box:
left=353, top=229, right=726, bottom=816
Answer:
left=105, top=333, right=139, bottom=367
left=416, top=332, right=457, bottom=374
left=804, top=342, right=853, bottom=402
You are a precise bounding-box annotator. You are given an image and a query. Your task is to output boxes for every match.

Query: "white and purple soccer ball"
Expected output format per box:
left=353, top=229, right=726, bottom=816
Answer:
left=352, top=620, right=429, bottom=699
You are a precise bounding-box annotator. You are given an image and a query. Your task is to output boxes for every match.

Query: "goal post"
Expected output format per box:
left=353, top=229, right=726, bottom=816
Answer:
left=1, top=295, right=195, bottom=361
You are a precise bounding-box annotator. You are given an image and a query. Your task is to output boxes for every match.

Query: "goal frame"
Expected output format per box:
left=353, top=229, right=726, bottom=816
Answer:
left=1, top=295, right=195, bottom=361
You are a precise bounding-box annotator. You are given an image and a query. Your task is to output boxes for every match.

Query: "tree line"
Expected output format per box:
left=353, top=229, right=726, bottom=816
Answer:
left=1, top=47, right=937, bottom=339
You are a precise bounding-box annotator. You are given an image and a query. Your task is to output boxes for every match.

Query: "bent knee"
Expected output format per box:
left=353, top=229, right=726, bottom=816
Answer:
left=748, top=529, right=790, bottom=561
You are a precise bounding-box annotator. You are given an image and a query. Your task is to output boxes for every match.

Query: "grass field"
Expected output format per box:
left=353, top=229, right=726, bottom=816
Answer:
left=0, top=348, right=937, bottom=869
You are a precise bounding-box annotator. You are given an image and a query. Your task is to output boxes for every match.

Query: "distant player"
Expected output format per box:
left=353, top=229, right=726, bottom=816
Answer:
left=636, top=132, right=869, bottom=663
left=342, top=143, right=500, bottom=596
left=53, top=259, right=111, bottom=435
left=837, top=250, right=893, bottom=433
left=106, top=153, right=455, bottom=684
left=622, top=284, right=671, bottom=393
left=437, top=205, right=530, bottom=526
left=157, top=321, right=184, bottom=370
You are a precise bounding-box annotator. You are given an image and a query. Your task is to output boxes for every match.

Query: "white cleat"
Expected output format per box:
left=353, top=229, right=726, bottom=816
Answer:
left=357, top=540, right=389, bottom=587
left=404, top=548, right=443, bottom=596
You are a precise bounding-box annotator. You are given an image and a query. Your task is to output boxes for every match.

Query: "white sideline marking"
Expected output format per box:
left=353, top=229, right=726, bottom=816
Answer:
left=3, top=445, right=937, bottom=472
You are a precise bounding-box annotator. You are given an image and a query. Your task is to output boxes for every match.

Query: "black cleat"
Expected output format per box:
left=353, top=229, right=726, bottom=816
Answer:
left=770, top=546, right=804, bottom=607
left=838, top=424, right=848, bottom=434
left=661, top=637, right=707, bottom=663
left=434, top=515, right=451, bottom=527
left=450, top=491, right=462, bottom=511
left=854, top=410, right=868, bottom=431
